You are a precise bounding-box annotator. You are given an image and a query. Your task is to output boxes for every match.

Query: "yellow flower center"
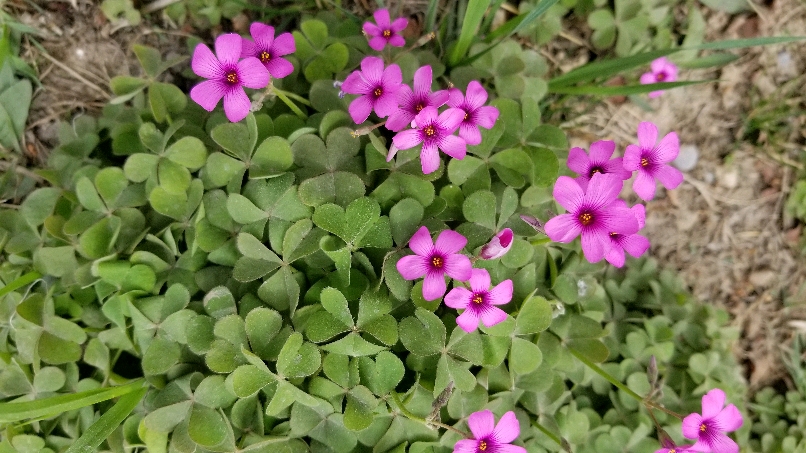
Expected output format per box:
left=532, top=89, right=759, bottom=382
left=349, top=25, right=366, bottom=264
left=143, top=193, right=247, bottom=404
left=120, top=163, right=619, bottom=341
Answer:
left=226, top=71, right=238, bottom=84
left=416, top=103, right=425, bottom=112
left=700, top=423, right=707, bottom=432
left=472, top=294, right=484, bottom=304
left=669, top=450, right=676, bottom=453
left=609, top=232, right=618, bottom=237
left=260, top=51, right=271, bottom=63
left=641, top=157, right=650, bottom=167
left=478, top=440, right=487, bottom=451
left=579, top=212, right=593, bottom=226
left=463, top=111, right=468, bottom=121
left=424, top=125, right=436, bottom=137
left=383, top=29, right=392, bottom=38
left=431, top=256, right=443, bottom=268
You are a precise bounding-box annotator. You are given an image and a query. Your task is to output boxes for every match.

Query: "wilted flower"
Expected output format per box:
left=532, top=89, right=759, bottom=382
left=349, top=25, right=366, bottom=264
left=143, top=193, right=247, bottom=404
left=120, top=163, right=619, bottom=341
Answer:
left=605, top=200, right=650, bottom=268
left=392, top=106, right=466, bottom=174
left=386, top=65, right=449, bottom=131
left=396, top=226, right=472, bottom=301
left=623, top=121, right=683, bottom=201
left=445, top=269, right=512, bottom=333
left=479, top=228, right=513, bottom=260
left=363, top=8, right=408, bottom=51
left=241, top=22, right=296, bottom=79
left=447, top=81, right=500, bottom=145
left=190, top=34, right=270, bottom=123
left=341, top=56, right=403, bottom=124
left=640, top=57, right=678, bottom=98
left=453, top=410, right=526, bottom=453
left=681, top=388, right=743, bottom=453
left=567, top=140, right=631, bottom=191
left=544, top=173, right=639, bottom=263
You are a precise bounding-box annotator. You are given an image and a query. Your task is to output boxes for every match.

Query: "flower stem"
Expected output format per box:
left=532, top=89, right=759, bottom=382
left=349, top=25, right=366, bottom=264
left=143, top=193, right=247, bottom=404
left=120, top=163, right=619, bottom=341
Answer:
left=389, top=391, right=470, bottom=437
left=531, top=420, right=571, bottom=453
left=272, top=87, right=307, bottom=119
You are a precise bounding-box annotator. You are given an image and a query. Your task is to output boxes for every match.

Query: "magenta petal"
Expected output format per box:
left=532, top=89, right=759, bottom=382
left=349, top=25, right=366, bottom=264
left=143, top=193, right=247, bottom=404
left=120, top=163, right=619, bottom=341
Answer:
left=654, top=164, right=683, bottom=190
left=474, top=106, right=499, bottom=129
left=413, top=65, right=433, bottom=96
left=589, top=140, right=616, bottom=162
left=459, top=123, right=482, bottom=146
left=397, top=255, right=428, bottom=280
left=368, top=36, right=387, bottom=51
left=631, top=204, right=646, bottom=228
left=388, top=35, right=406, bottom=47
left=382, top=63, right=403, bottom=86
left=648, top=90, right=664, bottom=99
left=456, top=310, right=480, bottom=333
left=621, top=234, right=650, bottom=258
left=214, top=33, right=243, bottom=65
left=272, top=32, right=296, bottom=55
left=391, top=17, right=408, bottom=32
left=585, top=173, right=623, bottom=209
left=682, top=413, right=704, bottom=439
left=552, top=176, right=584, bottom=212
left=448, top=87, right=464, bottom=107
left=487, top=280, right=513, bottom=306
left=492, top=411, right=520, bottom=443
left=237, top=57, right=270, bottom=89
left=567, top=147, right=590, bottom=175
left=430, top=89, right=450, bottom=108
left=241, top=38, right=258, bottom=59
left=422, top=273, right=447, bottom=301
left=702, top=389, right=727, bottom=419
left=408, top=226, right=433, bottom=256
left=467, top=410, right=495, bottom=439
left=435, top=230, right=468, bottom=255
left=374, top=94, right=399, bottom=118
left=464, top=81, right=488, bottom=109
left=349, top=96, right=374, bottom=124
left=605, top=246, right=626, bottom=267
left=192, top=44, right=223, bottom=79
left=480, top=229, right=513, bottom=260
left=392, top=129, right=423, bottom=150
left=599, top=208, right=639, bottom=235
left=361, top=56, right=384, bottom=84
left=363, top=21, right=381, bottom=37
left=342, top=70, right=371, bottom=95
left=250, top=22, right=276, bottom=50
left=415, top=106, right=439, bottom=128
left=468, top=268, right=491, bottom=293
left=623, top=144, right=642, bottom=171
left=444, top=287, right=472, bottom=309
left=640, top=72, right=656, bottom=85
left=386, top=110, right=414, bottom=131
left=439, top=135, right=467, bottom=160
left=420, top=143, right=441, bottom=174
left=223, top=89, right=251, bottom=123
left=190, top=80, right=226, bottom=112
left=713, top=404, right=743, bottom=432
left=633, top=170, right=657, bottom=201
left=438, top=108, right=466, bottom=132
left=266, top=58, right=294, bottom=79
left=653, top=131, right=680, bottom=163
left=443, top=254, right=472, bottom=281
left=480, top=306, right=507, bottom=327
left=453, top=439, right=478, bottom=453
left=637, top=121, right=659, bottom=150
left=581, top=231, right=608, bottom=263
left=708, top=435, right=740, bottom=453
left=373, top=8, right=391, bottom=28
left=544, top=214, right=581, bottom=243
left=496, top=446, right=528, bottom=453
left=602, top=157, right=632, bottom=180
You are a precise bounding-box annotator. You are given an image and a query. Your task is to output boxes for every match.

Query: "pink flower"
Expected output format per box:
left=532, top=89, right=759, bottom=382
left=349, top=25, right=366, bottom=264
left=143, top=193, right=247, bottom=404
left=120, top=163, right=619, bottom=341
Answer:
left=445, top=269, right=512, bottom=332
left=190, top=34, right=270, bottom=123
left=341, top=56, right=403, bottom=124
left=479, top=228, right=513, bottom=260
left=681, top=388, right=743, bottom=453
left=447, top=81, right=500, bottom=145
left=386, top=65, right=449, bottom=131
left=453, top=410, right=526, bottom=453
left=655, top=445, right=695, bottom=453
left=623, top=122, right=683, bottom=201
left=241, top=22, right=296, bottom=79
left=640, top=57, right=678, bottom=98
left=392, top=106, right=466, bottom=174
left=567, top=140, right=631, bottom=191
left=605, top=201, right=650, bottom=268
left=363, top=8, right=408, bottom=52
left=544, top=173, right=639, bottom=263
left=396, top=226, right=472, bottom=301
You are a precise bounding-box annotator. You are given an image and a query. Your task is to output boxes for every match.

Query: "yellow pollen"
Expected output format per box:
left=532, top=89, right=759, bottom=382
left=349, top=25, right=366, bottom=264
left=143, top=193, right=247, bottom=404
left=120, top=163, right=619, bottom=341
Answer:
left=609, top=232, right=618, bottom=237
left=260, top=51, right=271, bottom=63
left=640, top=157, right=650, bottom=167
left=383, top=29, right=392, bottom=38
left=579, top=212, right=593, bottom=226
left=424, top=125, right=436, bottom=137
left=472, top=295, right=484, bottom=304
left=415, top=103, right=424, bottom=112
left=226, top=72, right=238, bottom=84
left=590, top=167, right=602, bottom=176
left=478, top=440, right=487, bottom=451
left=700, top=424, right=707, bottom=432
left=373, top=87, right=383, bottom=97
left=669, top=450, right=676, bottom=453
left=463, top=112, right=468, bottom=121
left=431, top=256, right=443, bottom=268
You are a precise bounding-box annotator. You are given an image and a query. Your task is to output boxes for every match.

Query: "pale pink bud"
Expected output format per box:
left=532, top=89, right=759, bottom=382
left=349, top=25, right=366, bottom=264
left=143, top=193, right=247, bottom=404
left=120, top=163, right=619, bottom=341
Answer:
left=479, top=228, right=513, bottom=260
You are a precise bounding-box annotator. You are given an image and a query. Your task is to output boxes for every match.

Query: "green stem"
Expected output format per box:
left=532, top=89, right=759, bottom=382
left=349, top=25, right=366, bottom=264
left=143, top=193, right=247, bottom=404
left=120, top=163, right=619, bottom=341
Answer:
left=0, top=272, right=42, bottom=299
left=274, top=88, right=312, bottom=106
left=531, top=420, right=570, bottom=453
left=271, top=87, right=307, bottom=119
left=389, top=392, right=469, bottom=437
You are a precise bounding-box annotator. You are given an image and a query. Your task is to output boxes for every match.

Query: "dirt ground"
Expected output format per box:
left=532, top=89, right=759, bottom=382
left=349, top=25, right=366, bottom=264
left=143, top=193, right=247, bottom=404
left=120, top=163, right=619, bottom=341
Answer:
left=10, top=0, right=806, bottom=391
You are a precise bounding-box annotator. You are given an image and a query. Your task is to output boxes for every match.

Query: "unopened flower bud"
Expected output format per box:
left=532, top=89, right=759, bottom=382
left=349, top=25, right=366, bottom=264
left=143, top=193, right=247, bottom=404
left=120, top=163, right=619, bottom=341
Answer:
left=479, top=228, right=514, bottom=260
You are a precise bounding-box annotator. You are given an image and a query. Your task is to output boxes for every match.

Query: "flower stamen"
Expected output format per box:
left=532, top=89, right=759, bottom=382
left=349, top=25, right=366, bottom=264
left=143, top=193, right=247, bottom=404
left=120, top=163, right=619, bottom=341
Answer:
left=478, top=440, right=487, bottom=451
left=431, top=256, right=443, bottom=268
left=382, top=29, right=392, bottom=38
left=373, top=87, right=383, bottom=97
left=472, top=294, right=484, bottom=305
left=579, top=212, right=593, bottom=226
left=225, top=71, right=239, bottom=85
left=259, top=51, right=271, bottom=63
left=423, top=125, right=436, bottom=137
left=640, top=157, right=650, bottom=167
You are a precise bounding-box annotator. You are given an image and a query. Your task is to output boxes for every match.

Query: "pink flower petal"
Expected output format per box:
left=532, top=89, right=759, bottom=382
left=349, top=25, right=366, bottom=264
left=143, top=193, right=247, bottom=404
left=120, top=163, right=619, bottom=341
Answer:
left=712, top=404, right=743, bottom=432
left=621, top=234, right=650, bottom=258
left=415, top=106, right=439, bottom=127
left=586, top=173, right=623, bottom=209
left=408, top=226, right=433, bottom=256
left=382, top=63, right=403, bottom=87
left=249, top=22, right=276, bottom=52
left=375, top=94, right=399, bottom=118
left=430, top=89, right=450, bottom=108
left=496, top=446, right=527, bottom=453
left=567, top=147, right=590, bottom=176
left=648, top=90, right=664, bottom=99
left=435, top=230, right=468, bottom=255
left=363, top=22, right=381, bottom=37
left=480, top=306, right=507, bottom=327
left=623, top=144, right=642, bottom=171
left=342, top=70, right=372, bottom=95
left=223, top=88, right=251, bottom=123
left=544, top=213, right=581, bottom=243
left=373, top=8, right=391, bottom=28
left=464, top=81, right=489, bottom=109
left=443, top=254, right=472, bottom=281
left=474, top=106, right=499, bottom=129
left=682, top=413, right=704, bottom=439
left=632, top=169, right=657, bottom=201
left=654, top=164, right=683, bottom=190
left=492, top=411, right=520, bottom=443
left=396, top=254, right=428, bottom=280
left=190, top=80, right=226, bottom=112
left=272, top=32, right=296, bottom=56
left=552, top=176, right=584, bottom=212
left=266, top=58, right=294, bottom=79
left=237, top=57, right=270, bottom=89
left=459, top=123, right=482, bottom=146
left=456, top=309, right=480, bottom=332
left=422, top=272, right=447, bottom=301
left=479, top=229, right=513, bottom=260
left=631, top=204, right=646, bottom=229
left=602, top=157, right=632, bottom=180
left=467, top=410, right=495, bottom=439
left=637, top=121, right=659, bottom=150
left=487, top=280, right=513, bottom=305
left=392, top=129, right=423, bottom=151
left=581, top=231, right=608, bottom=263
left=192, top=44, right=223, bottom=79
left=702, top=389, right=727, bottom=419
left=651, top=57, right=669, bottom=73
left=605, top=246, right=626, bottom=267
left=640, top=72, right=656, bottom=85
left=420, top=143, right=441, bottom=174
left=361, top=56, right=384, bottom=84
left=413, top=65, right=433, bottom=97
left=599, top=208, right=639, bottom=235
left=704, top=434, right=739, bottom=453
left=215, top=33, right=243, bottom=66
left=241, top=38, right=258, bottom=59
left=438, top=108, right=466, bottom=133
left=391, top=17, right=408, bottom=32
left=589, top=140, right=616, bottom=162
left=447, top=87, right=464, bottom=107
left=439, top=135, right=467, bottom=160
left=349, top=96, right=374, bottom=124
left=368, top=36, right=387, bottom=52
left=468, top=268, right=490, bottom=293
left=444, top=287, right=472, bottom=309
left=453, top=439, right=478, bottom=453
left=653, top=131, right=680, bottom=163
left=388, top=35, right=406, bottom=47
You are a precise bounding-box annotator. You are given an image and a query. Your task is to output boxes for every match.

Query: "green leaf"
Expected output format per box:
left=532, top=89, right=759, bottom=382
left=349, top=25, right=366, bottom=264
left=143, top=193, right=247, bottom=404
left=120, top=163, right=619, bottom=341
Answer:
left=211, top=122, right=252, bottom=161
left=245, top=307, right=283, bottom=359
left=165, top=136, right=207, bottom=170
left=194, top=375, right=237, bottom=408
left=34, top=246, right=77, bottom=278
left=359, top=351, right=405, bottom=395
left=204, top=286, right=237, bottom=318
left=320, top=287, right=354, bottom=328
left=150, top=82, right=187, bottom=123
left=227, top=193, right=269, bottom=224
left=277, top=332, right=321, bottom=378
left=463, top=190, right=497, bottom=230
left=449, top=0, right=488, bottom=66
left=344, top=385, right=378, bottom=431
left=187, top=404, right=231, bottom=448
left=267, top=381, right=319, bottom=416
left=251, top=136, right=293, bottom=178
left=550, top=80, right=710, bottom=96
left=76, top=176, right=106, bottom=212
left=133, top=44, right=162, bottom=78
left=158, top=159, right=192, bottom=194
left=229, top=365, right=276, bottom=398
left=298, top=171, right=366, bottom=207
left=509, top=337, right=542, bottom=374
left=312, top=197, right=382, bottom=246
left=64, top=385, right=147, bottom=453
left=79, top=216, right=121, bottom=259
left=516, top=294, right=553, bottom=335
left=0, top=79, right=31, bottom=148
left=301, top=19, right=329, bottom=49
left=20, top=187, right=61, bottom=227
left=33, top=367, right=66, bottom=393
left=526, top=146, right=559, bottom=187
left=148, top=186, right=187, bottom=220
left=399, top=308, right=445, bottom=356
left=389, top=198, right=424, bottom=246
left=123, top=153, right=159, bottom=183
left=142, top=336, right=181, bottom=375
left=321, top=332, right=386, bottom=357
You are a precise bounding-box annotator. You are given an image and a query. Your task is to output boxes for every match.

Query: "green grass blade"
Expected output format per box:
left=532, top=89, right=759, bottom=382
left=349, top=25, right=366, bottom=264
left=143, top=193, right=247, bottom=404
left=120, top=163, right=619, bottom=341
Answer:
left=548, top=80, right=710, bottom=95
left=448, top=0, right=489, bottom=67
left=0, top=379, right=145, bottom=423
left=64, top=385, right=147, bottom=453
left=479, top=0, right=507, bottom=37
left=0, top=271, right=42, bottom=299
left=677, top=53, right=739, bottom=69
left=549, top=36, right=806, bottom=88
left=425, top=0, right=440, bottom=33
